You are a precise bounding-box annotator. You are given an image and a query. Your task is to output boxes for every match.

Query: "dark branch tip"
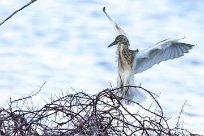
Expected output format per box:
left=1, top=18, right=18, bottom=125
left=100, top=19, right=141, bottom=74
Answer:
left=103, top=7, right=106, bottom=12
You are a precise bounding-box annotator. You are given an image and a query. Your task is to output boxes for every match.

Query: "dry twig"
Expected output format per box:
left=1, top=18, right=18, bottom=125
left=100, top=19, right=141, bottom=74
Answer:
left=0, top=85, right=198, bottom=135
left=0, top=0, right=38, bottom=26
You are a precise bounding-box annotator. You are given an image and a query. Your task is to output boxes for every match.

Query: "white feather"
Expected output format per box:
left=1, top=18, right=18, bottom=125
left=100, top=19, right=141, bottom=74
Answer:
left=134, top=39, right=194, bottom=74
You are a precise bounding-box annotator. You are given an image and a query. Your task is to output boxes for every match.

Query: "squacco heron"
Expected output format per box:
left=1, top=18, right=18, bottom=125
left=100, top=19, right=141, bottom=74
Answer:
left=103, top=7, right=195, bottom=104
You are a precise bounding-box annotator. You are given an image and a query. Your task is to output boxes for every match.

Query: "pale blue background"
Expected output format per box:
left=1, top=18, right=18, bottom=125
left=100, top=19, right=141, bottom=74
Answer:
left=0, top=0, right=204, bottom=134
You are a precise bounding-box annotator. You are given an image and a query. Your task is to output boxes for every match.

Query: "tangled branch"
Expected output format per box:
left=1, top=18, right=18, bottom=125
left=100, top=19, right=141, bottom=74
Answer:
left=0, top=85, right=197, bottom=135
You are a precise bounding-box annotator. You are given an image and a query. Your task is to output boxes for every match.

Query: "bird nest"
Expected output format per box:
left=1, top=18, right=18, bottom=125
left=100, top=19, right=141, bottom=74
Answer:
left=0, top=84, right=197, bottom=136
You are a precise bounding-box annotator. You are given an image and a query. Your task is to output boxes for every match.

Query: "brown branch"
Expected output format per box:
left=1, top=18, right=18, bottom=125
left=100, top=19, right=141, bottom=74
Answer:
left=0, top=0, right=38, bottom=26
left=0, top=86, right=199, bottom=135
left=10, top=81, right=46, bottom=104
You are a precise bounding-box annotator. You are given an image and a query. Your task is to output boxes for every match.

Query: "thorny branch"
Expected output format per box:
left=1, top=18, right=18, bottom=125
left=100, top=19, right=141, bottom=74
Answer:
left=0, top=0, right=38, bottom=26
left=0, top=85, right=199, bottom=136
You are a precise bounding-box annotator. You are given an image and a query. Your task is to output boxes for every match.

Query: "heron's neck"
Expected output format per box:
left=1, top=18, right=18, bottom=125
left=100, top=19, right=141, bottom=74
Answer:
left=118, top=44, right=136, bottom=72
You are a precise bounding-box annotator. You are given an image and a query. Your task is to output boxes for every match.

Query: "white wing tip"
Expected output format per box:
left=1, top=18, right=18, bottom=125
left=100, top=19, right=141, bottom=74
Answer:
left=172, top=36, right=186, bottom=42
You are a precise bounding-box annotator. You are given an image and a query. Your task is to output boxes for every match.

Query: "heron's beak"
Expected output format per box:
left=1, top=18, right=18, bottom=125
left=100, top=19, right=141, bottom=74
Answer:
left=108, top=40, right=117, bottom=47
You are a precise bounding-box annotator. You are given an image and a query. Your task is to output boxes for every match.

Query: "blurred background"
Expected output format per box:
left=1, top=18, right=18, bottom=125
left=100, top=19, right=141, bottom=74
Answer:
left=0, top=0, right=204, bottom=133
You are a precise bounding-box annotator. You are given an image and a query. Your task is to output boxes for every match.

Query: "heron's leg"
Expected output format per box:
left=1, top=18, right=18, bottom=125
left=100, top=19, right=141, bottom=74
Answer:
left=123, top=75, right=132, bottom=95
left=117, top=74, right=124, bottom=96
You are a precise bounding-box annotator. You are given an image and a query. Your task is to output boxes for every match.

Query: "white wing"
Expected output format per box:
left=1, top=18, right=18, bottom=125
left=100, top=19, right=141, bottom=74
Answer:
left=103, top=7, right=126, bottom=35
left=134, top=38, right=195, bottom=74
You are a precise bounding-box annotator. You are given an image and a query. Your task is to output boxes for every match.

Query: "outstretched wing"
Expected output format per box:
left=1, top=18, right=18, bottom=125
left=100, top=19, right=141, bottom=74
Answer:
left=134, top=38, right=195, bottom=74
left=103, top=7, right=126, bottom=36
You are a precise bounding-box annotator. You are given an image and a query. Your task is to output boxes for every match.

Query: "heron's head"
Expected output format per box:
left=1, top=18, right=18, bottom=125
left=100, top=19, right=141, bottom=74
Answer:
left=108, top=35, right=129, bottom=47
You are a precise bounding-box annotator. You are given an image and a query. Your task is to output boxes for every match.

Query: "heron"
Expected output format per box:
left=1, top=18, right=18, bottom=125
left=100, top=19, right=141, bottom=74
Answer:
left=103, top=7, right=195, bottom=104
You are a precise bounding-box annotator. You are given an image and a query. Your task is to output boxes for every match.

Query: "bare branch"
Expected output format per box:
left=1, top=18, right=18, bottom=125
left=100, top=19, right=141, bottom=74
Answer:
left=0, top=85, right=199, bottom=135
left=0, top=0, right=38, bottom=26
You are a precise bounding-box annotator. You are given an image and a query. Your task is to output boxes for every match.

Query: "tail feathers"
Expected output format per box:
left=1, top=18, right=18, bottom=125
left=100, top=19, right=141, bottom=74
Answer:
left=118, top=87, right=146, bottom=105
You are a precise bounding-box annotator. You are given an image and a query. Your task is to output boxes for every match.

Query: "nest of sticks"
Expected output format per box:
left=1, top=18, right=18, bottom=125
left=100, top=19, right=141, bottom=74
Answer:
left=0, top=84, right=199, bottom=136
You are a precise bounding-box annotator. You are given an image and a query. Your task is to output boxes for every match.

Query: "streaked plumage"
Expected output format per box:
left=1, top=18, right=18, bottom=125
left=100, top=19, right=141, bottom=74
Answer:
left=103, top=7, right=195, bottom=104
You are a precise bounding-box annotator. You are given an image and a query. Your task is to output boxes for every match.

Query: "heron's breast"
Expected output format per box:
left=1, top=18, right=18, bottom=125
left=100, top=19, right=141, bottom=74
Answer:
left=118, top=50, right=135, bottom=73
